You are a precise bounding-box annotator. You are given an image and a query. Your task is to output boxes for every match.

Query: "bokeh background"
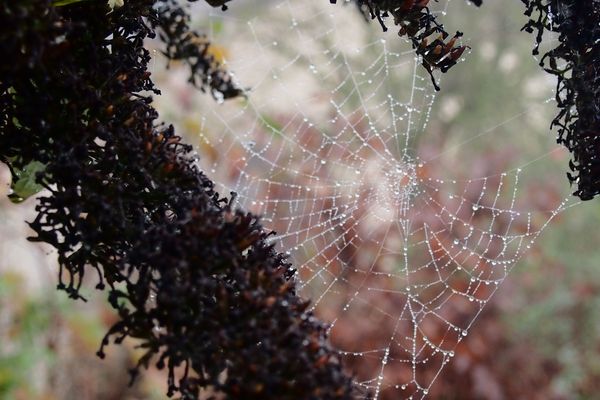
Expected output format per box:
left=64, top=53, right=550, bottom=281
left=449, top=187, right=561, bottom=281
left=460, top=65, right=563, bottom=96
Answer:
left=1, top=1, right=599, bottom=399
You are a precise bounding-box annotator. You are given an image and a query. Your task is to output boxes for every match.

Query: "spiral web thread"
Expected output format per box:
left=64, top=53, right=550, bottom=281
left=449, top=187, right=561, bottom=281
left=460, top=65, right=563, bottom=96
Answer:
left=177, top=1, right=573, bottom=398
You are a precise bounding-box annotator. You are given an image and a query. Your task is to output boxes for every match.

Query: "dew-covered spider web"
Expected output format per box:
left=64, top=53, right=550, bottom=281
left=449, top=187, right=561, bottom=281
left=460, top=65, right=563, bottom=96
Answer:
left=154, top=0, right=578, bottom=398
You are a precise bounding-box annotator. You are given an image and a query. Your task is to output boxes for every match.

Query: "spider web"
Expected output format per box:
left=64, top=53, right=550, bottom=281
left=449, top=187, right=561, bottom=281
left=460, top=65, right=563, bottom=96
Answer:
left=157, top=1, right=575, bottom=398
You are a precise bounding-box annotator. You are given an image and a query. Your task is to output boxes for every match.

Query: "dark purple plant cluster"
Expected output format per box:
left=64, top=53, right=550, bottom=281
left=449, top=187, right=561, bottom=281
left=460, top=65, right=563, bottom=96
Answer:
left=521, top=0, right=600, bottom=200
left=0, top=1, right=356, bottom=398
left=331, top=0, right=469, bottom=90
left=154, top=0, right=242, bottom=99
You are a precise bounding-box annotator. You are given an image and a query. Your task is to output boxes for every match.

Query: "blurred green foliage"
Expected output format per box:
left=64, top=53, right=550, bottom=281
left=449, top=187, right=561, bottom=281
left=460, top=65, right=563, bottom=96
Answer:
left=509, top=202, right=600, bottom=397
left=0, top=274, right=55, bottom=399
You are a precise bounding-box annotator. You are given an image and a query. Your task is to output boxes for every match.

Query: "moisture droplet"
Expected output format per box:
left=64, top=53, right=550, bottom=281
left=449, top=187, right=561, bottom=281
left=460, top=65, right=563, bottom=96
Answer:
left=472, top=204, right=479, bottom=211
left=320, top=159, right=327, bottom=165
left=462, top=330, right=468, bottom=336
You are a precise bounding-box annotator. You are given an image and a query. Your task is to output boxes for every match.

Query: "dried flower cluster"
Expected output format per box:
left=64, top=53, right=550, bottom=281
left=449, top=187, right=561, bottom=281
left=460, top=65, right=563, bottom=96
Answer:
left=521, top=0, right=600, bottom=200
left=154, top=0, right=242, bottom=100
left=0, top=0, right=356, bottom=398
left=333, top=0, right=469, bottom=90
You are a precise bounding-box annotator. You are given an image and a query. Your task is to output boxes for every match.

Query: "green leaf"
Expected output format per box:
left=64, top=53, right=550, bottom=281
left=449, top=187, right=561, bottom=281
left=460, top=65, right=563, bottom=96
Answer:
left=52, top=0, right=92, bottom=7
left=9, top=161, right=46, bottom=204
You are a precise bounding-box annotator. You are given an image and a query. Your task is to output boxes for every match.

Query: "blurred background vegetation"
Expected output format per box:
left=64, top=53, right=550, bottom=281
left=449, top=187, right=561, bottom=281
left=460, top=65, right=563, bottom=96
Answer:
left=1, top=0, right=599, bottom=399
